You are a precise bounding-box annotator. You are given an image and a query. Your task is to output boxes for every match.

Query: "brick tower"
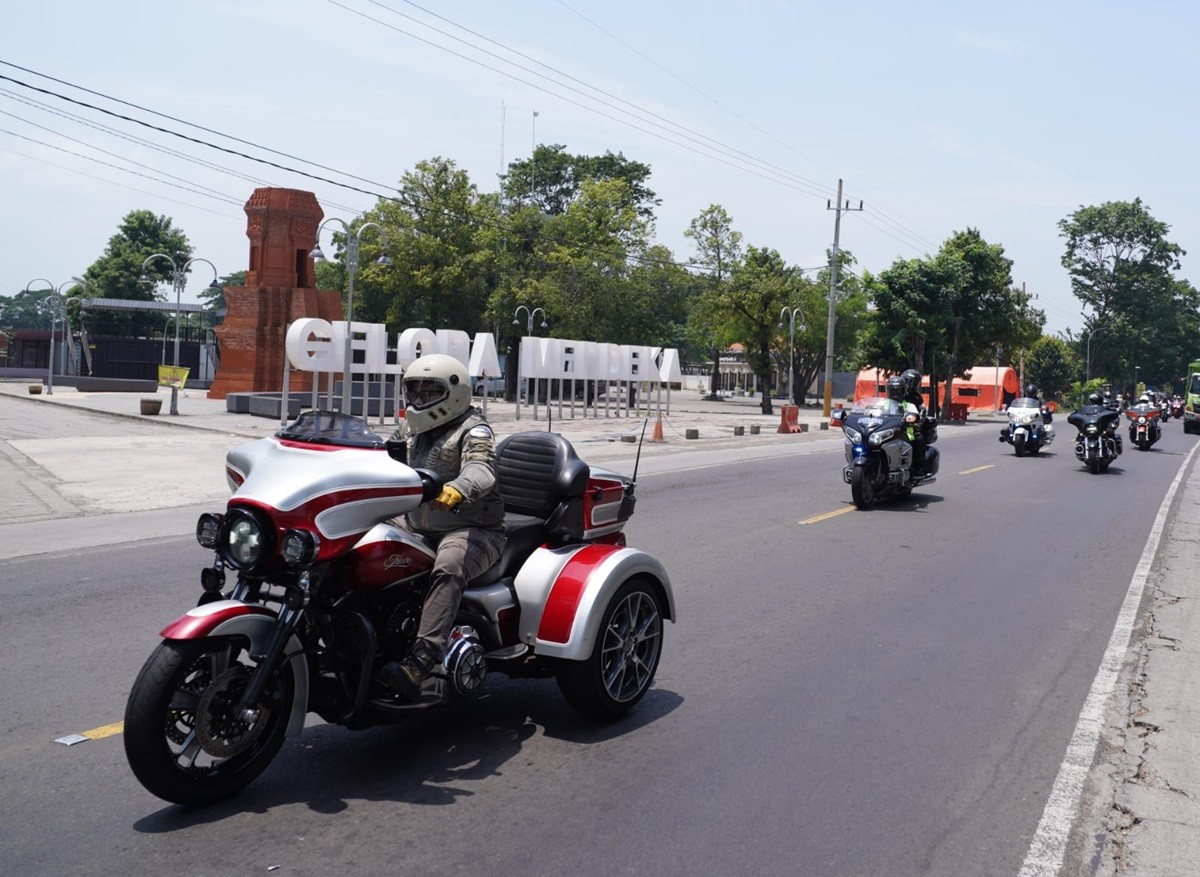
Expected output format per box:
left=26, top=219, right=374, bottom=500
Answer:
left=208, top=188, right=342, bottom=399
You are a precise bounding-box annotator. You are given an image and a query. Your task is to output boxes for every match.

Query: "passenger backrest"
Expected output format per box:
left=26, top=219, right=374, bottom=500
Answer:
left=494, top=432, right=590, bottom=521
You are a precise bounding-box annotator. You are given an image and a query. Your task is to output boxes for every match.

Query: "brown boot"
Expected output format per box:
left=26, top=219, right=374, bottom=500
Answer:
left=378, top=642, right=435, bottom=700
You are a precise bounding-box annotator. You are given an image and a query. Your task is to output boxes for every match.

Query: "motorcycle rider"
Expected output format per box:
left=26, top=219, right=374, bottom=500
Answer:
left=886, top=371, right=926, bottom=476
left=901, top=368, right=930, bottom=476
left=378, top=354, right=507, bottom=699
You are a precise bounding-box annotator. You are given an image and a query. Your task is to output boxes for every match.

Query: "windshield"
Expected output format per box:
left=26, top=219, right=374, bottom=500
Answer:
left=1008, top=397, right=1040, bottom=409
left=1190, top=375, right=1200, bottom=396
left=851, top=397, right=902, bottom=416
left=275, top=411, right=385, bottom=448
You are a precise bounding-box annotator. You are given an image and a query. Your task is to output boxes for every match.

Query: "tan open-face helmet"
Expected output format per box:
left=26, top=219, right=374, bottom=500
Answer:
left=403, top=354, right=471, bottom=433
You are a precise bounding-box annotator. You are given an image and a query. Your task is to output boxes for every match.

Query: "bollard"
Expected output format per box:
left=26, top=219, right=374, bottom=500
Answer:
left=750, top=424, right=761, bottom=435
left=820, top=422, right=829, bottom=430
left=685, top=428, right=700, bottom=440
left=733, top=425, right=745, bottom=436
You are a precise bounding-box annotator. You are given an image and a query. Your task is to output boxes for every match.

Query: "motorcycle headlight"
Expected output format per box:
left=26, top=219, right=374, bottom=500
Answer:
left=869, top=428, right=896, bottom=446
left=1138, top=416, right=1146, bottom=424
left=1086, top=424, right=1099, bottom=434
left=281, top=529, right=320, bottom=567
left=220, top=508, right=274, bottom=572
left=196, top=513, right=223, bottom=549
left=843, top=426, right=862, bottom=443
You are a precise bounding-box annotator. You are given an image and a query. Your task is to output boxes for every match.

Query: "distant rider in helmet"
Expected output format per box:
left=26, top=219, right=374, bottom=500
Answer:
left=901, top=368, right=929, bottom=476
left=379, top=354, right=507, bottom=700
left=886, top=373, right=926, bottom=477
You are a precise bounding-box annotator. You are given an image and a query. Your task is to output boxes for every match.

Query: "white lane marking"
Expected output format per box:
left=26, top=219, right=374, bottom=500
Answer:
left=1018, top=440, right=1200, bottom=876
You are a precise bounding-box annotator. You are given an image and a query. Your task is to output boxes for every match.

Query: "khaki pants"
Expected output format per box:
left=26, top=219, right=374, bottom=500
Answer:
left=401, top=523, right=506, bottom=660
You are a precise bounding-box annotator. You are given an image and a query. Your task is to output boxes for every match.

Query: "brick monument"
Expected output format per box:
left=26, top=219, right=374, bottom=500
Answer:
left=208, top=187, right=341, bottom=399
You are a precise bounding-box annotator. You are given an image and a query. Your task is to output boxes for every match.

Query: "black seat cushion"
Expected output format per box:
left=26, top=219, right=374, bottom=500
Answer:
left=493, top=432, right=589, bottom=519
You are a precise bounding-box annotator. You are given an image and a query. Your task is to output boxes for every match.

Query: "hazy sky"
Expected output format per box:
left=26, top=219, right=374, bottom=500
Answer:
left=3, top=0, right=1197, bottom=338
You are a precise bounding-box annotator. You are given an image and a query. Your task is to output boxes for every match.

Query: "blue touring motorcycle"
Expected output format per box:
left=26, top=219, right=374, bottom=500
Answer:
left=832, top=397, right=939, bottom=509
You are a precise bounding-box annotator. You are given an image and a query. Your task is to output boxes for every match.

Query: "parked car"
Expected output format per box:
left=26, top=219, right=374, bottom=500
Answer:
left=473, top=376, right=506, bottom=395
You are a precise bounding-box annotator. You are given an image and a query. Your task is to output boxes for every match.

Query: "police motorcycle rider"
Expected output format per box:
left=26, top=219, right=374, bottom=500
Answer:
left=885, top=370, right=927, bottom=476
left=1024, top=383, right=1054, bottom=423
left=378, top=354, right=507, bottom=700
left=899, top=368, right=931, bottom=476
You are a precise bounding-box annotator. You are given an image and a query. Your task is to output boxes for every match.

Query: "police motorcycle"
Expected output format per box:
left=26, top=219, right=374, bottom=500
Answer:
left=1067, top=393, right=1123, bottom=473
left=123, top=408, right=675, bottom=806
left=1126, top=394, right=1163, bottom=451
left=1000, top=387, right=1054, bottom=456
left=831, top=395, right=939, bottom=509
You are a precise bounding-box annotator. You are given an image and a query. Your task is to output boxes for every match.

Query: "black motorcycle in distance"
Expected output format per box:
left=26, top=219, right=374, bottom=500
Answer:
left=1067, top=403, right=1123, bottom=473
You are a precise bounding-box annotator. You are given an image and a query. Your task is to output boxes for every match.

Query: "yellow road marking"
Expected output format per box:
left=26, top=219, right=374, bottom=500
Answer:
left=800, top=506, right=856, bottom=525
left=958, top=464, right=995, bottom=475
left=82, top=721, right=124, bottom=740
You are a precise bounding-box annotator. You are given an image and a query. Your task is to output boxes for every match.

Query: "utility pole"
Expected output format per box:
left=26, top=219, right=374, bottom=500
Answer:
left=823, top=179, right=863, bottom=416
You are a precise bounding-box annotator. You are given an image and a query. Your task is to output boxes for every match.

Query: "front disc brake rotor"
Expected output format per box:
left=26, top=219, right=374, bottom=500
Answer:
left=195, top=667, right=271, bottom=758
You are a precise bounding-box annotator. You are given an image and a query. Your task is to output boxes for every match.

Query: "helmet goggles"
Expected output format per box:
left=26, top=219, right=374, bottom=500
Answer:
left=405, top=378, right=448, bottom=409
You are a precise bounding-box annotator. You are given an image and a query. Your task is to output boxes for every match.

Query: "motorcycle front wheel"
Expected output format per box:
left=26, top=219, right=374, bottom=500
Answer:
left=850, top=463, right=877, bottom=509
left=124, top=637, right=294, bottom=806
left=556, top=577, right=664, bottom=722
left=1014, top=433, right=1026, bottom=457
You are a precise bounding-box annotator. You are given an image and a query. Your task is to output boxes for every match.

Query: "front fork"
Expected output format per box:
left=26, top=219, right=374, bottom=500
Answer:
left=237, top=572, right=311, bottom=724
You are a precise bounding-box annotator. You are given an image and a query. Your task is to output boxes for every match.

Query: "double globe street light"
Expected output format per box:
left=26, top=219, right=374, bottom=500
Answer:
left=512, top=305, right=548, bottom=419
left=25, top=277, right=87, bottom=395
left=140, top=254, right=220, bottom=415
left=779, top=306, right=806, bottom=405
left=311, top=219, right=391, bottom=413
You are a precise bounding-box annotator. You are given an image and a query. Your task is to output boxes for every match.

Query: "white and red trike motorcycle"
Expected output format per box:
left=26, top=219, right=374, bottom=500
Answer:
left=124, top=411, right=675, bottom=805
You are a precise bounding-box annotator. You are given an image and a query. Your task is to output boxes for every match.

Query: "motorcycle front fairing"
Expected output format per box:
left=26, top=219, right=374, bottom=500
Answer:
left=224, top=434, right=427, bottom=561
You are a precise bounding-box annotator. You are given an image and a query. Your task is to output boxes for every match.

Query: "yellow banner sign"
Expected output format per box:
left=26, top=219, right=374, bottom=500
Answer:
left=157, top=365, right=190, bottom=389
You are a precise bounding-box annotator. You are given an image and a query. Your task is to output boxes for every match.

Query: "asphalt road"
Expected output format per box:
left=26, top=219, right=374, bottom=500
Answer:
left=0, top=412, right=1193, bottom=875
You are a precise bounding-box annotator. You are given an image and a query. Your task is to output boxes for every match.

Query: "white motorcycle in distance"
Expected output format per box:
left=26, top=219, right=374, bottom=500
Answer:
left=999, top=397, right=1055, bottom=456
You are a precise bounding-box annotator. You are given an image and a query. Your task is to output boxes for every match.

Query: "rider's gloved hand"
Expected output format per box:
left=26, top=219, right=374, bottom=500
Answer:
left=430, top=485, right=464, bottom=511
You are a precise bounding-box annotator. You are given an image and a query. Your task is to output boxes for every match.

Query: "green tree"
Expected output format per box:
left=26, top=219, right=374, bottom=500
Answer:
left=718, top=246, right=799, bottom=415
left=1059, top=198, right=1189, bottom=389
left=349, top=158, right=493, bottom=335
left=200, top=271, right=245, bottom=313
left=1025, top=336, right=1078, bottom=401
left=684, top=204, right=743, bottom=400
left=504, top=145, right=659, bottom=220
left=0, top=287, right=59, bottom=329
left=79, top=210, right=192, bottom=336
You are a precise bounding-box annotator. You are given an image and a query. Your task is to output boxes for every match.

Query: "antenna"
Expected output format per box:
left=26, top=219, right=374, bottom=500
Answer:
left=630, top=418, right=649, bottom=487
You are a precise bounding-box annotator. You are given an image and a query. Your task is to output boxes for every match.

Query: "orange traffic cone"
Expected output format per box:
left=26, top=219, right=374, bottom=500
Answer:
left=651, top=413, right=665, bottom=443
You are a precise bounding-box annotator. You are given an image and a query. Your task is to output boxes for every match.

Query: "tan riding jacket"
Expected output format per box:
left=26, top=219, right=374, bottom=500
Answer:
left=391, top=408, right=505, bottom=534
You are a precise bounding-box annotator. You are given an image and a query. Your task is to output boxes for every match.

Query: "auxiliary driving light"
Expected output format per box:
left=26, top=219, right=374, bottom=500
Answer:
left=196, top=513, right=223, bottom=548
left=281, top=529, right=321, bottom=567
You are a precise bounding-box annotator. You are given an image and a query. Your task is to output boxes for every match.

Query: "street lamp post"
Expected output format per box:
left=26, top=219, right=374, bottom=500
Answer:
left=140, top=254, right=220, bottom=415
left=311, top=219, right=391, bottom=415
left=25, top=277, right=84, bottom=395
left=513, top=305, right=547, bottom=420
left=779, top=306, right=805, bottom=405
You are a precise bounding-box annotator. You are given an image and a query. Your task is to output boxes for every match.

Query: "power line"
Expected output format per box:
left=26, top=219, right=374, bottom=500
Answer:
left=322, top=0, right=835, bottom=200
left=380, top=0, right=838, bottom=199
left=0, top=86, right=365, bottom=215
left=0, top=146, right=238, bottom=218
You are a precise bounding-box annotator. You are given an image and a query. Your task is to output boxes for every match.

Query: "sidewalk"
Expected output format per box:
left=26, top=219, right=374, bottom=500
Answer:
left=1087, top=454, right=1200, bottom=875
